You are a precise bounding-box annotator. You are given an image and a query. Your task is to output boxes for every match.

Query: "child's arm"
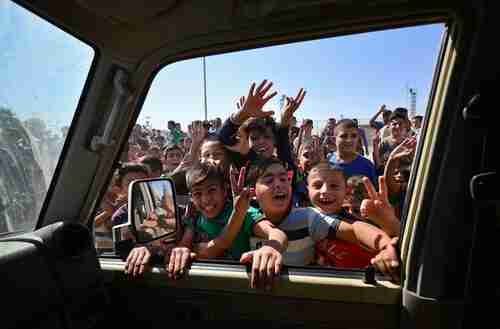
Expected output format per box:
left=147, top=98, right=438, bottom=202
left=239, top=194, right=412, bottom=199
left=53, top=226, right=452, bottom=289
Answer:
left=337, top=220, right=400, bottom=282
left=369, top=104, right=386, bottom=129
left=240, top=220, right=288, bottom=290
left=252, top=219, right=288, bottom=252
left=94, top=209, right=112, bottom=228
left=170, top=122, right=205, bottom=176
left=294, top=124, right=305, bottom=158
left=186, top=121, right=206, bottom=164
left=278, top=89, right=306, bottom=171
left=339, top=220, right=392, bottom=253
left=372, top=131, right=382, bottom=171
left=193, top=166, right=252, bottom=259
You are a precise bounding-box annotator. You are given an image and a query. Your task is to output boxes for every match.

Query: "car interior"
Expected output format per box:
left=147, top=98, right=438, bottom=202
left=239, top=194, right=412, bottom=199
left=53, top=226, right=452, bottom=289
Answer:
left=1, top=0, right=498, bottom=328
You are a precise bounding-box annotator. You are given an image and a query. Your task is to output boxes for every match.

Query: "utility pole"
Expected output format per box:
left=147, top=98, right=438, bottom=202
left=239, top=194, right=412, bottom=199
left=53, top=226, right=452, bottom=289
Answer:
left=202, top=57, right=207, bottom=121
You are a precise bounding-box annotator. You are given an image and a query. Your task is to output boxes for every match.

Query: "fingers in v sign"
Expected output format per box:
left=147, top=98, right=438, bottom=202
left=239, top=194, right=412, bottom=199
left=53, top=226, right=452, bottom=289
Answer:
left=281, top=88, right=306, bottom=127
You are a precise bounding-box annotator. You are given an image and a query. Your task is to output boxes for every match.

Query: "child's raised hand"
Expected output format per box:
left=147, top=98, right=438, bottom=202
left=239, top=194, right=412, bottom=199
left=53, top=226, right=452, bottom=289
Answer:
left=190, top=120, right=206, bottom=146
left=360, top=176, right=398, bottom=228
left=236, top=96, right=246, bottom=111
left=234, top=80, right=277, bottom=122
left=280, top=88, right=306, bottom=127
left=389, top=136, right=417, bottom=160
left=230, top=165, right=253, bottom=213
left=312, top=137, right=325, bottom=161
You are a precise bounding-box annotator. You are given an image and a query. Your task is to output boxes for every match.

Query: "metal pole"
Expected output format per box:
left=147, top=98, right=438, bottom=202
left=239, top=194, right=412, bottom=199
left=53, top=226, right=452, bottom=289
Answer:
left=203, top=57, right=207, bottom=120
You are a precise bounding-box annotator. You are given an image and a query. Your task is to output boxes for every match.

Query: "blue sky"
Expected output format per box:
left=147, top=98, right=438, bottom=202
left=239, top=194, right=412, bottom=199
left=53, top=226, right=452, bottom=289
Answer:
left=1, top=0, right=444, bottom=135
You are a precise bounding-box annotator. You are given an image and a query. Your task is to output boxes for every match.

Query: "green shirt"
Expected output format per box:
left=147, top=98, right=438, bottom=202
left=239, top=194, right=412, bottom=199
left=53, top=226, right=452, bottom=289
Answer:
left=184, top=204, right=263, bottom=260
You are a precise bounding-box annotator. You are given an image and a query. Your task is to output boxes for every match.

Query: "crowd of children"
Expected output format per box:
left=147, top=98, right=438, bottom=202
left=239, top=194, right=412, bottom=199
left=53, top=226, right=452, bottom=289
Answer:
left=95, top=79, right=421, bottom=288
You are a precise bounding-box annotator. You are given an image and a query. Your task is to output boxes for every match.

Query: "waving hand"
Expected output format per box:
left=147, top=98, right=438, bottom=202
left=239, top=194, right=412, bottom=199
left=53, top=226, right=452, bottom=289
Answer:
left=280, top=88, right=306, bottom=127
left=232, top=80, right=277, bottom=124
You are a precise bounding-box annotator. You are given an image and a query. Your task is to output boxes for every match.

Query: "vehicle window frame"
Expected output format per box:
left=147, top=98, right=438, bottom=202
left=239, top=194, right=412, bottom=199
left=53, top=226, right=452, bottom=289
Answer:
left=3, top=0, right=100, bottom=234
left=94, top=13, right=454, bottom=283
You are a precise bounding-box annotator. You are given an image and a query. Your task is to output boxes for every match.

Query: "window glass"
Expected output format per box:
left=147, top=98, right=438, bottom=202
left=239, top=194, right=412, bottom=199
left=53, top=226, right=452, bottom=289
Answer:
left=97, top=23, right=444, bottom=270
left=0, top=1, right=94, bottom=233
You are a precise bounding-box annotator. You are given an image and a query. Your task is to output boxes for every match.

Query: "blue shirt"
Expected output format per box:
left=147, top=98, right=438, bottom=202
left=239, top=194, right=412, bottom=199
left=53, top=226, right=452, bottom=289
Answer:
left=328, top=152, right=378, bottom=186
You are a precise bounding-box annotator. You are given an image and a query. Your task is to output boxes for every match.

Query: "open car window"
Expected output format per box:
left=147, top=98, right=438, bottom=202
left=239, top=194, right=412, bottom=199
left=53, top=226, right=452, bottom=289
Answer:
left=95, top=22, right=445, bottom=273
left=0, top=1, right=94, bottom=234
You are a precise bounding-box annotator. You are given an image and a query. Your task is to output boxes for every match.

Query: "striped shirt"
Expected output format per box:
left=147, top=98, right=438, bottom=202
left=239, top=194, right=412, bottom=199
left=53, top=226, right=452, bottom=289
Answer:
left=251, top=207, right=340, bottom=266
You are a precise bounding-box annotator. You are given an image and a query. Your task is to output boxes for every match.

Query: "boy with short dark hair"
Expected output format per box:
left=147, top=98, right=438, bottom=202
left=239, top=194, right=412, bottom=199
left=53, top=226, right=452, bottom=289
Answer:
left=162, top=144, right=184, bottom=174
left=369, top=104, right=392, bottom=140
left=218, top=80, right=304, bottom=173
left=377, top=111, right=410, bottom=173
left=140, top=156, right=163, bottom=178
left=306, top=162, right=397, bottom=269
left=328, top=119, right=377, bottom=186
left=126, top=162, right=288, bottom=290
left=110, top=162, right=151, bottom=227
left=411, top=115, right=423, bottom=137
left=247, top=159, right=399, bottom=282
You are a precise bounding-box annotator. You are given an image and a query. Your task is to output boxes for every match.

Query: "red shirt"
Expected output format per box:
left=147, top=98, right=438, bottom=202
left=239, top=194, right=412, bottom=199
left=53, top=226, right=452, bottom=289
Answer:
left=315, top=238, right=376, bottom=268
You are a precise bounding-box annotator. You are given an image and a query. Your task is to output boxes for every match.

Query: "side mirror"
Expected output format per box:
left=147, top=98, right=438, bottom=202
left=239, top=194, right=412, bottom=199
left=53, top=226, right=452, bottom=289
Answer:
left=128, top=178, right=179, bottom=245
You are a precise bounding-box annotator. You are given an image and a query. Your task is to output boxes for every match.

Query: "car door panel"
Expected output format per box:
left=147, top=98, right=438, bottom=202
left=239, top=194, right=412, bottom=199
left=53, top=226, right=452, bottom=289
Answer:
left=101, top=259, right=400, bottom=327
left=1, top=222, right=109, bottom=329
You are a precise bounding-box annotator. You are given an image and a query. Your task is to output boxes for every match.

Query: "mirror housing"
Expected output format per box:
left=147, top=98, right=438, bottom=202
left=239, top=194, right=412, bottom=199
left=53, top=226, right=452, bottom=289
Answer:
left=127, top=177, right=179, bottom=245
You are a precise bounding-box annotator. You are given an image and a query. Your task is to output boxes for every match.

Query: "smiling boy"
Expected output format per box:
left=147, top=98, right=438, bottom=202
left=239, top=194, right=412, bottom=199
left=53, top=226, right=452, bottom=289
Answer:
left=328, top=119, right=377, bottom=186
left=125, top=162, right=288, bottom=289
left=248, top=158, right=399, bottom=281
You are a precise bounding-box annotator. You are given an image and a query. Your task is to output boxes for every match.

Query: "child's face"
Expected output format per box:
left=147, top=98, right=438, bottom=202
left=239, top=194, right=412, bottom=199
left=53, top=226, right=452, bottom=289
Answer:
left=200, top=141, right=227, bottom=169
left=184, top=137, right=192, bottom=150
left=335, top=127, right=359, bottom=155
left=190, top=179, right=227, bottom=219
left=121, top=171, right=149, bottom=196
left=307, top=168, right=346, bottom=214
left=390, top=118, right=408, bottom=141
left=303, top=123, right=313, bottom=134
left=393, top=166, right=410, bottom=190
left=412, top=117, right=422, bottom=129
left=299, top=145, right=319, bottom=173
left=324, top=137, right=336, bottom=152
left=344, top=181, right=366, bottom=216
left=255, top=164, right=292, bottom=217
left=165, top=149, right=183, bottom=169
left=249, top=127, right=275, bottom=158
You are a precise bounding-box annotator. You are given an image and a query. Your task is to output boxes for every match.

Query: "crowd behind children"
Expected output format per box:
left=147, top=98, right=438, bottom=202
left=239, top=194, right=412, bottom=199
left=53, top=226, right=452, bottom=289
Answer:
left=94, top=79, right=423, bottom=288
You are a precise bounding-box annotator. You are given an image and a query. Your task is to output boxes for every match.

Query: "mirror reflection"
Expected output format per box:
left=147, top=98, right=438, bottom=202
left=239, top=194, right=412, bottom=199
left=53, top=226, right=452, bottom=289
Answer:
left=131, top=179, right=177, bottom=243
